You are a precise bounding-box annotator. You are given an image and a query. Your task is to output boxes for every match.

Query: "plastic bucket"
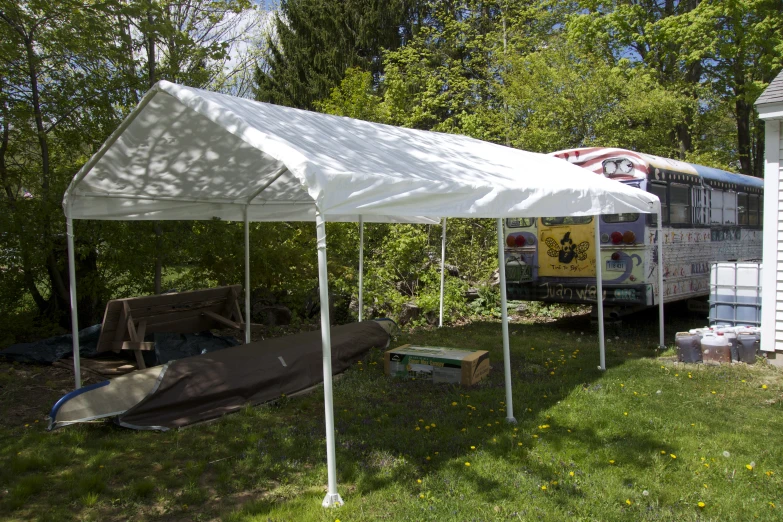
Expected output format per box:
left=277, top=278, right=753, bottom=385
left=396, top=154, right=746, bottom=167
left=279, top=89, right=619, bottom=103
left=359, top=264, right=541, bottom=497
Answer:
left=676, top=332, right=702, bottom=363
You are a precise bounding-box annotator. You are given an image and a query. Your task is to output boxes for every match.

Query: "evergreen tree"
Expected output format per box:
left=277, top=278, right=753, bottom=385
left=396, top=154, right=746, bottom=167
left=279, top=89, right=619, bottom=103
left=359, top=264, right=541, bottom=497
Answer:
left=254, top=0, right=417, bottom=109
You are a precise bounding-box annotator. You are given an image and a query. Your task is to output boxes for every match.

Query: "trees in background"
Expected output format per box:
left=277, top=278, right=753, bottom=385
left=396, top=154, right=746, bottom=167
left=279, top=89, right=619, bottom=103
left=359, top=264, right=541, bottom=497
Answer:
left=1, top=0, right=781, bottom=343
left=0, top=0, right=262, bottom=338
left=254, top=0, right=418, bottom=109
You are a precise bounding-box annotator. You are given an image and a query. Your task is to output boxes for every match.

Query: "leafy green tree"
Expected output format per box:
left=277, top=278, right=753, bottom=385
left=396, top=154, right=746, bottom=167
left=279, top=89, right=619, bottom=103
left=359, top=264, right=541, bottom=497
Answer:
left=656, top=0, right=783, bottom=175
left=564, top=0, right=783, bottom=175
left=502, top=40, right=690, bottom=155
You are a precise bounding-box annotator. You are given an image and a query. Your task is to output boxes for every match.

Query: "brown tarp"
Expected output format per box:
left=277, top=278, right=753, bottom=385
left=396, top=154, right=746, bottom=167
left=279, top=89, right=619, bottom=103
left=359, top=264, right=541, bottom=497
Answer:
left=116, top=321, right=391, bottom=430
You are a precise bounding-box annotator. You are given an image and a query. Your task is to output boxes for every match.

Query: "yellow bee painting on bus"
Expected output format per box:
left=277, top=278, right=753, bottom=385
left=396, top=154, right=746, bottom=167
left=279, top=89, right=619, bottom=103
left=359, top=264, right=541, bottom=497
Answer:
left=545, top=232, right=590, bottom=264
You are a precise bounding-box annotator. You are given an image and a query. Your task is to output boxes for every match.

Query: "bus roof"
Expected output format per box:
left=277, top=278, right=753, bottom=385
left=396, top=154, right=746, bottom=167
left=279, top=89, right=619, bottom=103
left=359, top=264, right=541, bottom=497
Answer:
left=690, top=164, right=763, bottom=190
left=551, top=147, right=763, bottom=190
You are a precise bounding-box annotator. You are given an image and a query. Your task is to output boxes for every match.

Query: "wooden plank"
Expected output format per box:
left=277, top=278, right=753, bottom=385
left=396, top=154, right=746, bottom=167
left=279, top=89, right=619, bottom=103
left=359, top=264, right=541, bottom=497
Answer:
left=203, top=310, right=241, bottom=330
left=119, top=341, right=156, bottom=351
left=234, top=300, right=244, bottom=326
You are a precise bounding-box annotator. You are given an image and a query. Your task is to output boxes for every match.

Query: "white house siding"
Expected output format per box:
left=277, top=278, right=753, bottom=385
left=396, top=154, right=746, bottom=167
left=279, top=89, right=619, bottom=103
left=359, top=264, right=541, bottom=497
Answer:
left=761, top=118, right=781, bottom=351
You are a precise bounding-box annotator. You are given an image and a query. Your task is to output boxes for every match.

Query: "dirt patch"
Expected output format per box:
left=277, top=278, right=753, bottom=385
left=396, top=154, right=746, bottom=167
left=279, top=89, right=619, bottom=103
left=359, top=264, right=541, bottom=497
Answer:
left=0, top=361, right=105, bottom=429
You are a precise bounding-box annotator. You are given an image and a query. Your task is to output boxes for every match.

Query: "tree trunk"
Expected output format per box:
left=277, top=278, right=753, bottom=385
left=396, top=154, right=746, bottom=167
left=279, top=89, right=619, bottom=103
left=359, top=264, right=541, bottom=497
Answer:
left=154, top=223, right=163, bottom=294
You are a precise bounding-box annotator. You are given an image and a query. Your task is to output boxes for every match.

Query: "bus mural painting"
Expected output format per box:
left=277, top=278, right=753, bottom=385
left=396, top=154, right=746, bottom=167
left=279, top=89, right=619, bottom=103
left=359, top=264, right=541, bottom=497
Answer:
left=545, top=232, right=589, bottom=264
left=504, top=147, right=763, bottom=313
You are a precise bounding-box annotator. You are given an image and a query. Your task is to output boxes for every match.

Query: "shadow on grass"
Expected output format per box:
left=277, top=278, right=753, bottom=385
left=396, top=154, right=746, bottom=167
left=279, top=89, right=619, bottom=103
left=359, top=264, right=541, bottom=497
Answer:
left=1, top=302, right=711, bottom=519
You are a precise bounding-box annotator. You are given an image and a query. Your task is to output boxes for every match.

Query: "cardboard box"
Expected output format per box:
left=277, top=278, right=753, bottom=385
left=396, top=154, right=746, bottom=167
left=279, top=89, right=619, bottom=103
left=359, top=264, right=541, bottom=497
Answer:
left=384, top=345, right=490, bottom=385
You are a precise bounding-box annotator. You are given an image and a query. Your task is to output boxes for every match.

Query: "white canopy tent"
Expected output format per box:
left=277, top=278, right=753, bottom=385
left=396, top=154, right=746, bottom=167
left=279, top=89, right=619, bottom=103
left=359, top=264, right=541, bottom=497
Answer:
left=63, top=81, right=663, bottom=508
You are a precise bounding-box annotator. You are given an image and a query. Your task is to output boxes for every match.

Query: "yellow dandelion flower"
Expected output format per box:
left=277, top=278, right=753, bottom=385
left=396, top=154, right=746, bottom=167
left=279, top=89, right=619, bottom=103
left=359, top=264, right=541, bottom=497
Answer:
left=711, top=391, right=716, bottom=394
left=465, top=462, right=471, bottom=467
left=626, top=499, right=631, bottom=505
left=620, top=383, right=625, bottom=387
left=419, top=419, right=424, bottom=423
left=569, top=471, right=574, bottom=477
left=624, top=412, right=628, bottom=416
left=417, top=479, right=422, bottom=484
left=424, top=426, right=430, bottom=430
left=431, top=423, right=436, bottom=427
left=703, top=484, right=708, bottom=488
left=762, top=384, right=768, bottom=390
left=704, top=463, right=709, bottom=468
left=670, top=454, right=677, bottom=459
left=661, top=450, right=666, bottom=455
left=420, top=494, right=424, bottom=498
left=541, top=485, right=547, bottom=491
left=746, top=464, right=753, bottom=470
left=426, top=456, right=431, bottom=461
left=451, top=402, right=458, bottom=406
left=461, top=428, right=466, bottom=432
left=518, top=442, right=523, bottom=446
left=471, top=445, right=476, bottom=450
left=551, top=480, right=558, bottom=485
left=766, top=471, right=774, bottom=477
left=609, top=460, right=615, bottom=465
left=698, top=501, right=705, bottom=508
left=415, top=427, right=420, bottom=431
left=769, top=502, right=775, bottom=508
left=533, top=434, right=539, bottom=438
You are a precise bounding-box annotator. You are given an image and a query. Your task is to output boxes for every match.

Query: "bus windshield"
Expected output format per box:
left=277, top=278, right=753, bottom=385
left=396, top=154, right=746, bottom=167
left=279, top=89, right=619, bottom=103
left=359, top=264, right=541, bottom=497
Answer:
left=541, top=216, right=592, bottom=226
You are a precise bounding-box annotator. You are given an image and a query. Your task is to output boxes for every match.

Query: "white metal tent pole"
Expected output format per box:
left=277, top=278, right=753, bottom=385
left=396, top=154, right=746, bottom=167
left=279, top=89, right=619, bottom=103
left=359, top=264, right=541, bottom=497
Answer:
left=439, top=218, right=447, bottom=327
left=315, top=209, right=344, bottom=508
left=66, top=211, right=81, bottom=390
left=594, top=217, right=606, bottom=371
left=358, top=216, right=364, bottom=322
left=657, top=206, right=665, bottom=349
left=244, top=207, right=251, bottom=344
left=496, top=218, right=516, bottom=423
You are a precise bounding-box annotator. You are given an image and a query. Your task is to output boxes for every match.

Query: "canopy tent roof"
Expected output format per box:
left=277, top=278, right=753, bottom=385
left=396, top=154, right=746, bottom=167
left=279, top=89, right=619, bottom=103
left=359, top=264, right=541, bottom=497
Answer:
left=64, top=81, right=659, bottom=222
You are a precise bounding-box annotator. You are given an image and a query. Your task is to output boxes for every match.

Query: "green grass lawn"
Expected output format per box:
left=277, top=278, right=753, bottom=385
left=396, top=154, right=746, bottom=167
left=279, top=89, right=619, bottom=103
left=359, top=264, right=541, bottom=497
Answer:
left=1, top=308, right=782, bottom=521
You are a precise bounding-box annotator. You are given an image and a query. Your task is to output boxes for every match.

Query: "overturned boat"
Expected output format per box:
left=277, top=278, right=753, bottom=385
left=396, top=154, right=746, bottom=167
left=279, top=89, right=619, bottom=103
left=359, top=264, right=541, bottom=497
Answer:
left=49, top=320, right=394, bottom=431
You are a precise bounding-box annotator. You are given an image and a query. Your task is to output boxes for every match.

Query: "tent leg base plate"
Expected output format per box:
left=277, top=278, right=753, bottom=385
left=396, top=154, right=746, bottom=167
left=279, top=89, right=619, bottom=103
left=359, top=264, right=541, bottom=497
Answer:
left=505, top=416, right=517, bottom=424
left=322, top=493, right=344, bottom=508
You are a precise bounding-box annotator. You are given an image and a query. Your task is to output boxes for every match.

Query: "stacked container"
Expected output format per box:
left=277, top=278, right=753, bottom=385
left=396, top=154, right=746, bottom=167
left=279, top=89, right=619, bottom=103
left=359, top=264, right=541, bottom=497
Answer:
left=709, top=262, right=762, bottom=327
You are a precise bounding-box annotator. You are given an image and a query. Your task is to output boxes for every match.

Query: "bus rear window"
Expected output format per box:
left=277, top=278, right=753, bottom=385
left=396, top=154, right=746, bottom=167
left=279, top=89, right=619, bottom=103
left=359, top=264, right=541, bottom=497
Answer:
left=541, top=216, right=592, bottom=226
left=603, top=213, right=639, bottom=223
left=506, top=218, right=535, bottom=228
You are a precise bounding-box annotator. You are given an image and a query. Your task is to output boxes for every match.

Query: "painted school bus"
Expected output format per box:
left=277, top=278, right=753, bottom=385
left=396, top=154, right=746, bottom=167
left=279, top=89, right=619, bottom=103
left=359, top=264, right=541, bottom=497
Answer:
left=504, top=148, right=763, bottom=312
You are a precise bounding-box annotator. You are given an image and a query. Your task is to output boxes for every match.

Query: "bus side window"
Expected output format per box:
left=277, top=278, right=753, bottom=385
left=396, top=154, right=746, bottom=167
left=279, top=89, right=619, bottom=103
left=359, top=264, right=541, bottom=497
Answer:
left=693, top=186, right=710, bottom=226
left=758, top=194, right=763, bottom=227
left=738, top=193, right=748, bottom=225
left=748, top=194, right=759, bottom=226
left=648, top=182, right=667, bottom=226
left=670, top=183, right=691, bottom=225
left=710, top=188, right=723, bottom=224
left=723, top=191, right=737, bottom=224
